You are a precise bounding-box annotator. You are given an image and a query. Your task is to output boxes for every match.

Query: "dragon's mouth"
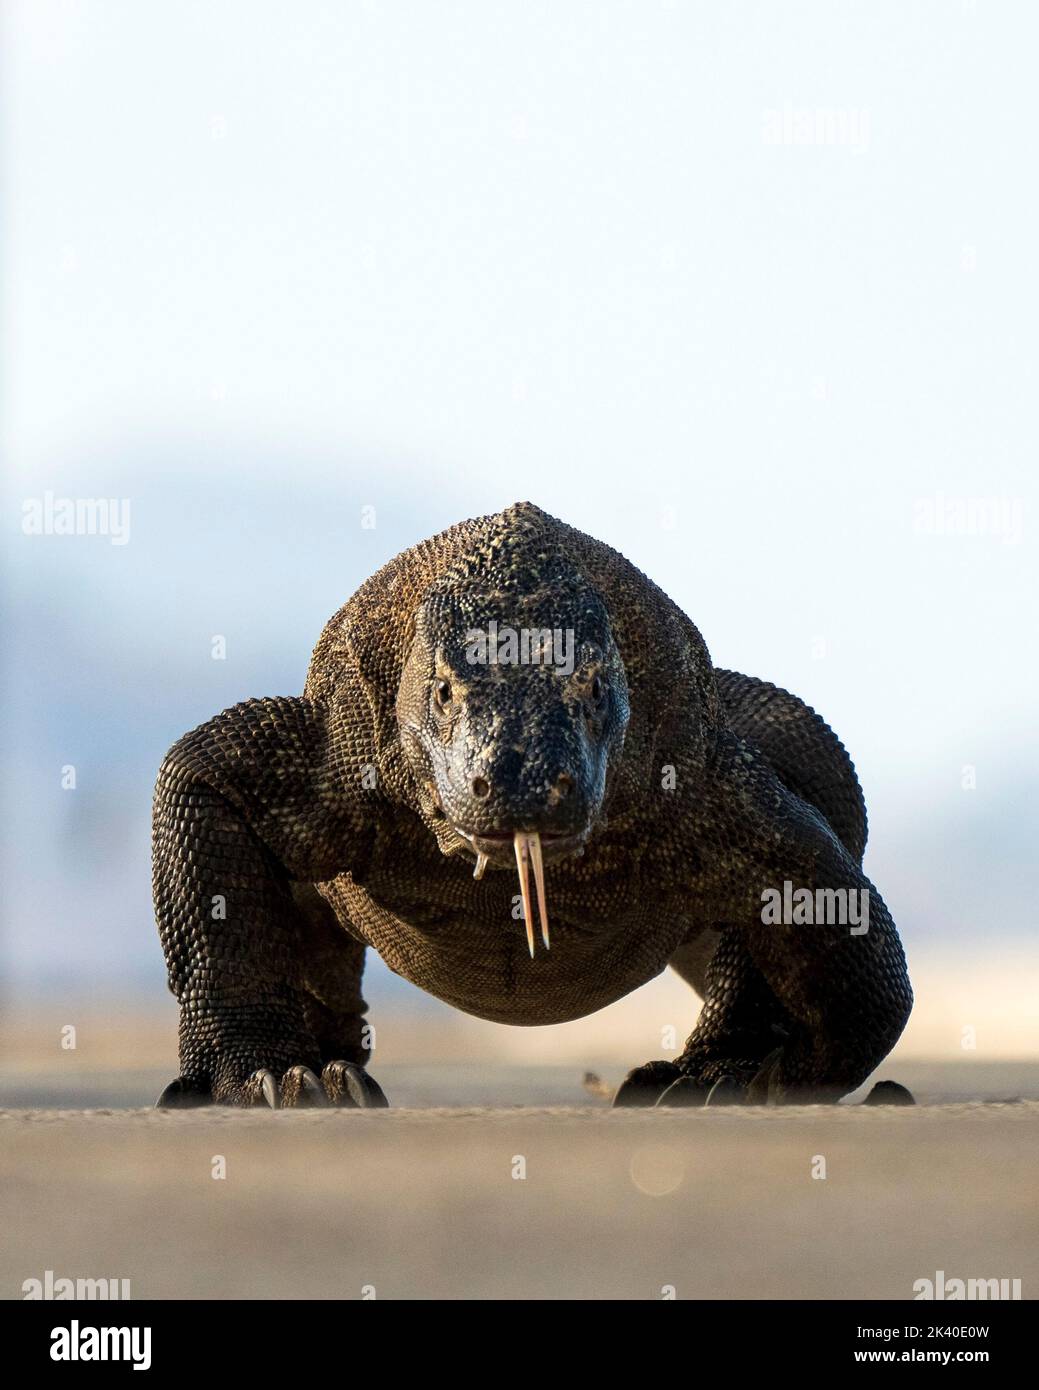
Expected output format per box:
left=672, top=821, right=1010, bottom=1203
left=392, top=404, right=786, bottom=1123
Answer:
left=452, top=827, right=585, bottom=956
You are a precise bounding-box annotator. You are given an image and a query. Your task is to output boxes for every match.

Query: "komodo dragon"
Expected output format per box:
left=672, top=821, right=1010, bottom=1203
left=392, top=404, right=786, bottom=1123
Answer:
left=154, top=502, right=912, bottom=1109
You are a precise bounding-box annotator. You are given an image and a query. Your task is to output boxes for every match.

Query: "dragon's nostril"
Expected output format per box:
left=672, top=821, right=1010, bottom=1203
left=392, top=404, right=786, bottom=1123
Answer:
left=555, top=773, right=574, bottom=799
left=471, top=775, right=491, bottom=800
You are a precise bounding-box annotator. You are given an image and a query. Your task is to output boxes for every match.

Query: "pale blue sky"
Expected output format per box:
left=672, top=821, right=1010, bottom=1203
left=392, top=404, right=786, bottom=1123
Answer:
left=2, top=3, right=1036, bottom=1023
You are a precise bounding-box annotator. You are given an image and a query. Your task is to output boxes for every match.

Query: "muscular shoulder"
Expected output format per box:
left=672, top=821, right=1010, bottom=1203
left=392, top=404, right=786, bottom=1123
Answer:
left=155, top=695, right=379, bottom=880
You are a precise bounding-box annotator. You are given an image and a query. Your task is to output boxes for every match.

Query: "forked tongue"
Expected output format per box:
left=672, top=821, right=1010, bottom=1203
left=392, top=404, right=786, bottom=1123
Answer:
left=513, top=830, right=550, bottom=956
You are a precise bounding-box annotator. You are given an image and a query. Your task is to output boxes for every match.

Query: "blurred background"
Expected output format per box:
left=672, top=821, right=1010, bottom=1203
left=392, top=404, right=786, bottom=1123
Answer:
left=2, top=1, right=1036, bottom=1101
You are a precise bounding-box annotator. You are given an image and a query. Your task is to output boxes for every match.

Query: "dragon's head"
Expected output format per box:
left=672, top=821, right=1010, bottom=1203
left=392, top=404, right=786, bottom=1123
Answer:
left=396, top=572, right=630, bottom=951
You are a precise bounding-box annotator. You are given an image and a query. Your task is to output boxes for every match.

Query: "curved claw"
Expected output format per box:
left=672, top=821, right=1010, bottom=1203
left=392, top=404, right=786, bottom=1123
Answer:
left=655, top=1075, right=711, bottom=1108
left=300, top=1067, right=330, bottom=1106
left=703, top=1075, right=746, bottom=1107
left=322, top=1060, right=389, bottom=1109
left=282, top=1065, right=330, bottom=1108
left=155, top=1076, right=210, bottom=1109
left=745, top=1046, right=784, bottom=1105
left=250, top=1069, right=281, bottom=1110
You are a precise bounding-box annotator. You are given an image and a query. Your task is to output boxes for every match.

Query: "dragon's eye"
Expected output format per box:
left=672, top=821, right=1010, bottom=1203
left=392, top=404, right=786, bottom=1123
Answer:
left=591, top=674, right=603, bottom=702
left=433, top=678, right=453, bottom=709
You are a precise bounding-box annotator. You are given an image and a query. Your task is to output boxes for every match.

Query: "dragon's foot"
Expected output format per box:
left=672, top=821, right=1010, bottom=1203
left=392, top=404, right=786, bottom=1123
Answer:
left=613, top=1055, right=763, bottom=1108
left=744, top=1047, right=916, bottom=1106
left=612, top=1060, right=687, bottom=1107
left=155, top=1060, right=389, bottom=1109
left=242, top=1061, right=389, bottom=1109
left=613, top=1057, right=915, bottom=1108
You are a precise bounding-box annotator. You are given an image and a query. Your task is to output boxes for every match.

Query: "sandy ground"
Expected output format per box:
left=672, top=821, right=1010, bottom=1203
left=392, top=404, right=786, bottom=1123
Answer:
left=3, top=1009, right=1037, bottom=1300
left=2, top=1062, right=1038, bottom=1301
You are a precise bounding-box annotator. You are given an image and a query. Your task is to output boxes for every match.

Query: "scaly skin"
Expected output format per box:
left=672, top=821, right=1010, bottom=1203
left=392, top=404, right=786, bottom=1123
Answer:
left=153, top=502, right=912, bottom=1108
